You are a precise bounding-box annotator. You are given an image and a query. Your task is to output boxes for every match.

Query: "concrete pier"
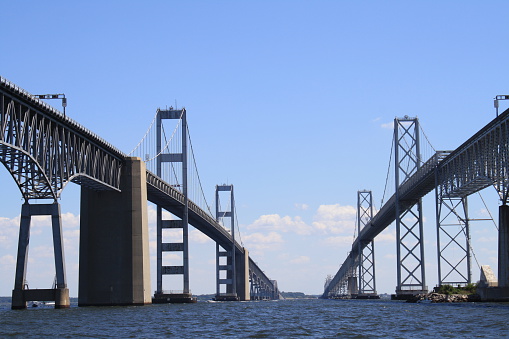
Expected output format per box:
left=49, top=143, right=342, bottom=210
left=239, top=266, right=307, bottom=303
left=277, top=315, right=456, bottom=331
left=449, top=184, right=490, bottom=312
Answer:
left=347, top=276, right=358, bottom=296
left=236, top=248, right=250, bottom=301
left=78, top=157, right=151, bottom=306
left=499, top=205, right=509, bottom=288
left=477, top=205, right=509, bottom=301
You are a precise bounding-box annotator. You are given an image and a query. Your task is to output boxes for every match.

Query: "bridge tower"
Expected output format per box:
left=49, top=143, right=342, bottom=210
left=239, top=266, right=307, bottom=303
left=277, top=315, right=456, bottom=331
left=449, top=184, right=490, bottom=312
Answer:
left=357, top=190, right=378, bottom=298
left=153, top=108, right=194, bottom=303
left=393, top=116, right=427, bottom=299
left=214, top=184, right=238, bottom=301
left=435, top=186, right=471, bottom=287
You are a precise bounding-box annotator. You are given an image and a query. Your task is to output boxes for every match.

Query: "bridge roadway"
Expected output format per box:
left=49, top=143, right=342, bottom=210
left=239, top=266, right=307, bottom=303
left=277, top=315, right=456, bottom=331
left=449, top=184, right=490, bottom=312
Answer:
left=0, top=75, right=276, bottom=299
left=324, top=108, right=509, bottom=298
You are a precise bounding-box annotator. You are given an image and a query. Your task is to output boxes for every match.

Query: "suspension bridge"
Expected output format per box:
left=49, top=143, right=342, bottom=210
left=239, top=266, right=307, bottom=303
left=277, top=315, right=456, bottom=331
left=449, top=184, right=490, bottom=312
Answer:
left=323, top=110, right=509, bottom=301
left=0, top=76, right=279, bottom=309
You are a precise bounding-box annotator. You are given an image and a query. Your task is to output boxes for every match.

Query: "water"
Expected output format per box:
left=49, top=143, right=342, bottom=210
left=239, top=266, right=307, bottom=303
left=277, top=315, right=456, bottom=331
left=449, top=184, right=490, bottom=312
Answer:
left=0, top=298, right=508, bottom=338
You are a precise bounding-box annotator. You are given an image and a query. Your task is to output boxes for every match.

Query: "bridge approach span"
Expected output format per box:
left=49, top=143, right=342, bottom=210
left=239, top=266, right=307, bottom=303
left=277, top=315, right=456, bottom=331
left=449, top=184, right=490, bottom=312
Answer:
left=324, top=108, right=509, bottom=298
left=1, top=76, right=277, bottom=305
left=146, top=170, right=276, bottom=291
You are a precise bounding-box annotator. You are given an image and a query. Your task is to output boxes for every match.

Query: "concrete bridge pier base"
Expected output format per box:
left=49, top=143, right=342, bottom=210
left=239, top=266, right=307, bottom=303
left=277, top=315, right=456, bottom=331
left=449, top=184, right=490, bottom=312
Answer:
left=347, top=276, right=358, bottom=298
left=477, top=205, right=509, bottom=301
left=236, top=248, right=250, bottom=301
left=499, top=205, right=509, bottom=288
left=78, top=157, right=151, bottom=306
left=11, top=202, right=70, bottom=309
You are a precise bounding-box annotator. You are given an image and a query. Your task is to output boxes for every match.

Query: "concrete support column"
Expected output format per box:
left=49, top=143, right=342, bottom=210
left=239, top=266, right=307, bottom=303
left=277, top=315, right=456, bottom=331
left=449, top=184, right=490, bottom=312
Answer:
left=235, top=248, right=250, bottom=301
left=79, top=157, right=151, bottom=306
left=347, top=276, right=358, bottom=296
left=499, top=205, right=509, bottom=287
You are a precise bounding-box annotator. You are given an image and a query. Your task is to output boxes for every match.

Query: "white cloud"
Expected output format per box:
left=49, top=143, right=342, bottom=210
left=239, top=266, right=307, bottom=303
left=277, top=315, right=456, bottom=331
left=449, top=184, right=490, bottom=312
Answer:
left=323, top=235, right=354, bottom=246
left=248, top=214, right=313, bottom=235
left=243, top=232, right=284, bottom=252
left=376, top=230, right=396, bottom=243
left=31, top=245, right=54, bottom=259
left=190, top=229, right=212, bottom=244
left=312, top=204, right=356, bottom=234
left=0, top=216, right=19, bottom=248
left=290, top=256, right=310, bottom=264
left=381, top=122, right=393, bottom=129
left=294, top=203, right=309, bottom=211
left=0, top=254, right=15, bottom=266
left=478, top=236, right=497, bottom=243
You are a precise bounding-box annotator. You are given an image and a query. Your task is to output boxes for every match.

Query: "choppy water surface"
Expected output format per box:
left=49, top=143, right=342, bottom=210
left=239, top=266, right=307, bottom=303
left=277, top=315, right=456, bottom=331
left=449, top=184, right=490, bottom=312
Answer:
left=0, top=298, right=508, bottom=338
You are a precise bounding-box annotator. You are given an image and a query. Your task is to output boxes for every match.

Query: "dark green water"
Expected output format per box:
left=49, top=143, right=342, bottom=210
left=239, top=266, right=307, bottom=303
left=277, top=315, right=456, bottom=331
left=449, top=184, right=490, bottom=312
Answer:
left=0, top=297, right=508, bottom=338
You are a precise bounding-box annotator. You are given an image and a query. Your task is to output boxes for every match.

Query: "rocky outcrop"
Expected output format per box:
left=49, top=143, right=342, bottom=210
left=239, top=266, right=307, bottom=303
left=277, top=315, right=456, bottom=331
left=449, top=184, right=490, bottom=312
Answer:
left=406, top=293, right=481, bottom=303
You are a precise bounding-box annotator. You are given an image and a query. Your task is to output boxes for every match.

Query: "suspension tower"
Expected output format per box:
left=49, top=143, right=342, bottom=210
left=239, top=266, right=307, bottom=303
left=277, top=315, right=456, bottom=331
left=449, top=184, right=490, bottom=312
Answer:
left=356, top=190, right=379, bottom=299
left=214, top=184, right=239, bottom=301
left=153, top=108, right=195, bottom=303
left=393, top=116, right=428, bottom=299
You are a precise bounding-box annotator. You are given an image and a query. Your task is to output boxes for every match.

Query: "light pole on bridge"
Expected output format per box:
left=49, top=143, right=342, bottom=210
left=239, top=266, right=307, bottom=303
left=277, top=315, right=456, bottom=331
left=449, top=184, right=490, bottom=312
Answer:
left=494, top=95, right=509, bottom=117
left=34, top=93, right=67, bottom=115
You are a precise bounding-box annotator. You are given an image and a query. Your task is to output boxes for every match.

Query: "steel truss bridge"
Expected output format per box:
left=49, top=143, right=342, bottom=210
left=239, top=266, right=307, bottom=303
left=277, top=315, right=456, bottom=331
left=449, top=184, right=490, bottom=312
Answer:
left=0, top=76, right=278, bottom=305
left=324, top=109, right=509, bottom=299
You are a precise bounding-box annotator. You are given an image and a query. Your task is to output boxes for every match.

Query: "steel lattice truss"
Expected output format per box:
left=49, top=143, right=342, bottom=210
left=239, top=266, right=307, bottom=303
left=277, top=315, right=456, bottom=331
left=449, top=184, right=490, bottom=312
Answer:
left=439, top=110, right=509, bottom=204
left=357, top=190, right=376, bottom=295
left=0, top=77, right=124, bottom=200
left=435, top=194, right=471, bottom=286
left=394, top=117, right=427, bottom=293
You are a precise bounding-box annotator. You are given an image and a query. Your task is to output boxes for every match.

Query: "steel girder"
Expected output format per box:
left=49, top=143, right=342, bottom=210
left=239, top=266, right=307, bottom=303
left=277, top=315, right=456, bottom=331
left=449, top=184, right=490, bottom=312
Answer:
left=0, top=77, right=123, bottom=200
left=357, top=190, right=377, bottom=295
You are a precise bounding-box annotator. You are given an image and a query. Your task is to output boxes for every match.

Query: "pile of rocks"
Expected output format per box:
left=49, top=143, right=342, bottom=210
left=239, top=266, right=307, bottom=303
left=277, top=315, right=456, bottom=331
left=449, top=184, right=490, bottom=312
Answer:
left=407, top=293, right=481, bottom=303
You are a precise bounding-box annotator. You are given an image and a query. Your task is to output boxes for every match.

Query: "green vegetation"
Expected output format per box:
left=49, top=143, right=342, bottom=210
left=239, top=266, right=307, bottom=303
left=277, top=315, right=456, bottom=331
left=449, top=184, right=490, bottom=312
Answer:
left=280, top=292, right=318, bottom=299
left=434, top=283, right=477, bottom=295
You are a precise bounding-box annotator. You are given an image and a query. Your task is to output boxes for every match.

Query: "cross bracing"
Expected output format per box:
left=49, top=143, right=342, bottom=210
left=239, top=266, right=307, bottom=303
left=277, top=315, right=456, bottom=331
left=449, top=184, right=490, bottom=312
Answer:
left=324, top=109, right=509, bottom=298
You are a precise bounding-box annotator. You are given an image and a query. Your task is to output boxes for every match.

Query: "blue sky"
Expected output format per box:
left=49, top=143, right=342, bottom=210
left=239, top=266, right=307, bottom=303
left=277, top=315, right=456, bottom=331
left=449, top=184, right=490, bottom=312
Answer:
left=0, top=1, right=508, bottom=296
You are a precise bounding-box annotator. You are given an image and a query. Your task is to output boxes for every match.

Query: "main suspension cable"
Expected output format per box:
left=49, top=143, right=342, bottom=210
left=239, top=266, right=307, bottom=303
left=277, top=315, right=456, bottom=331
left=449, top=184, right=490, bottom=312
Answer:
left=187, top=124, right=213, bottom=216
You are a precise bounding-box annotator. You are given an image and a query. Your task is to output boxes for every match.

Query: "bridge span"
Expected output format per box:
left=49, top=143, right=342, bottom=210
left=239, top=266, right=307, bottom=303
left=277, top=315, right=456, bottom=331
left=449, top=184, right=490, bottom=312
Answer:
left=0, top=76, right=279, bottom=308
left=324, top=109, right=509, bottom=301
